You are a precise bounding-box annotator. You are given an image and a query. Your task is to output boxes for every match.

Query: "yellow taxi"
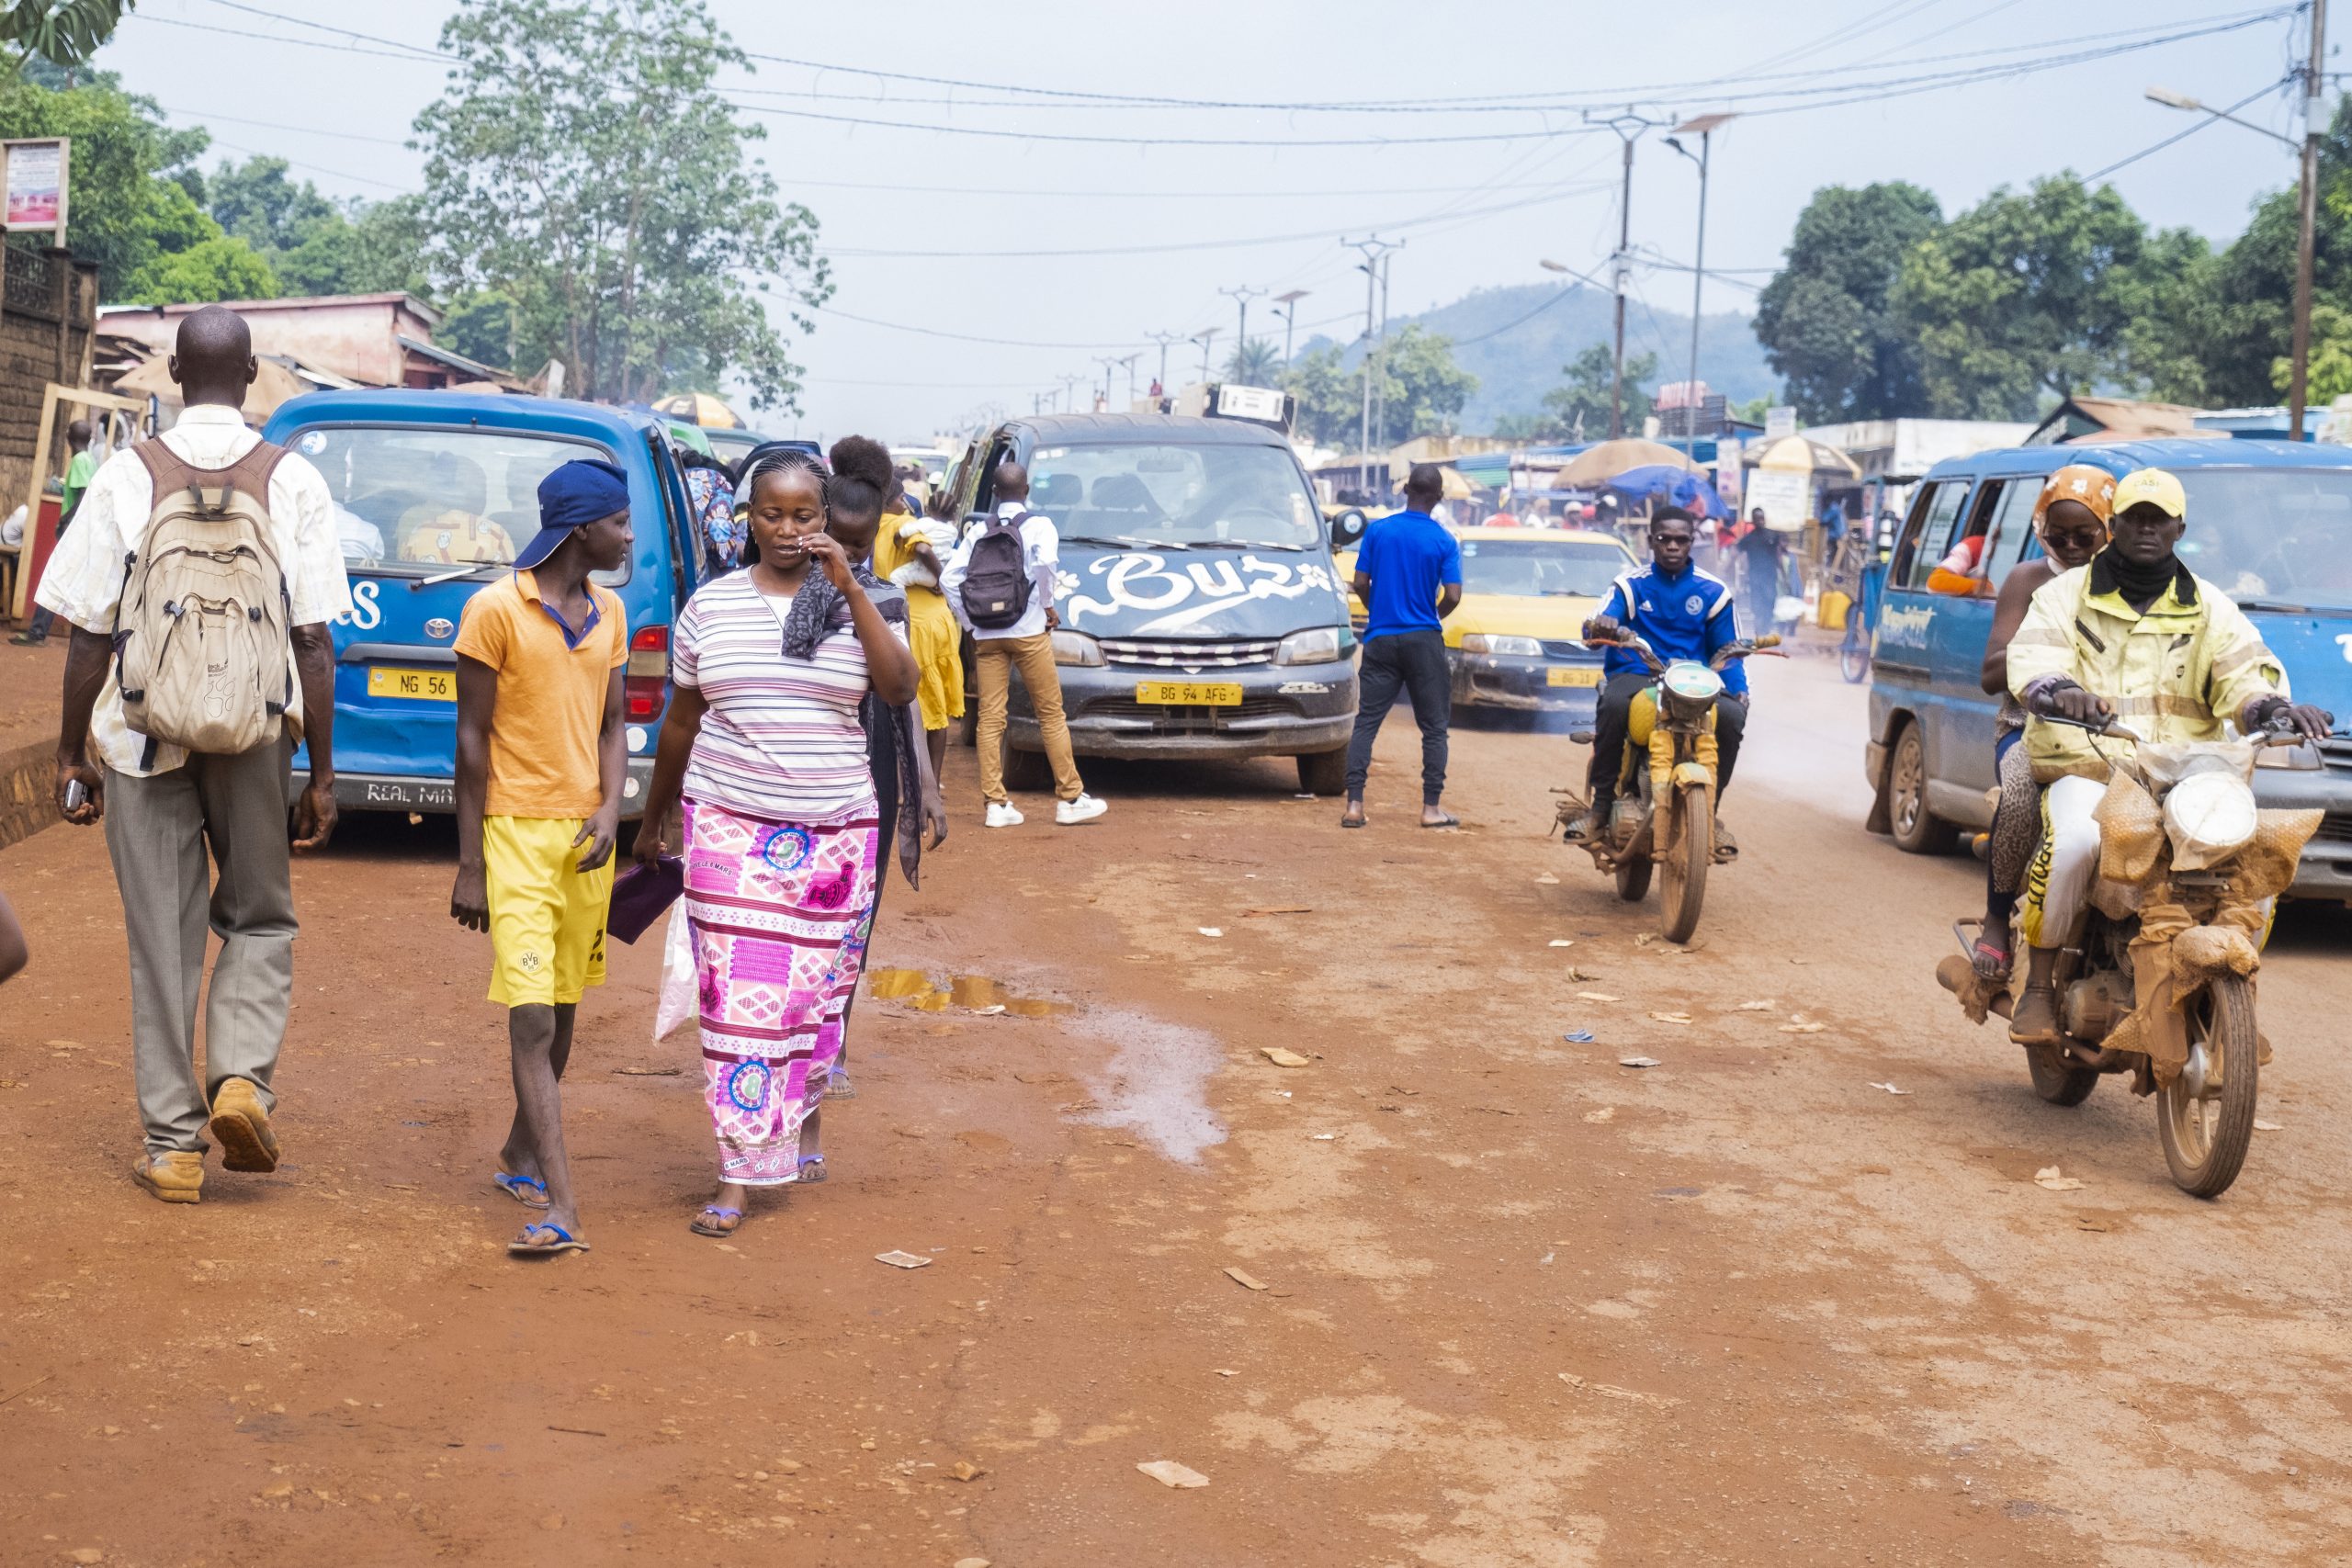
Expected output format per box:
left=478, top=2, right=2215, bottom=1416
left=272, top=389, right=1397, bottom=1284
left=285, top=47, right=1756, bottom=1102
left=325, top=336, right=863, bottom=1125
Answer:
left=1340, top=525, right=1636, bottom=715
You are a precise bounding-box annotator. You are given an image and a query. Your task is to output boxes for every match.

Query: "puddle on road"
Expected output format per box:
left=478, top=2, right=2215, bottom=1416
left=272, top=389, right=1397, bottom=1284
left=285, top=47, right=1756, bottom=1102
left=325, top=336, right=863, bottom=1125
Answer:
left=865, top=967, right=1071, bottom=1017
left=1068, top=1007, right=1227, bottom=1166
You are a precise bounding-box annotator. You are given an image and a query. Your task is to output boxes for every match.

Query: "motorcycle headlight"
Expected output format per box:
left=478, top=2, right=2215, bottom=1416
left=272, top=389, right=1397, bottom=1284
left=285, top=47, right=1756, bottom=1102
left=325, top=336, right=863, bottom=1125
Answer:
left=2163, top=772, right=2259, bottom=870
left=1275, top=626, right=1343, bottom=665
left=1050, top=630, right=1103, bottom=667
left=1461, top=633, right=1544, bottom=657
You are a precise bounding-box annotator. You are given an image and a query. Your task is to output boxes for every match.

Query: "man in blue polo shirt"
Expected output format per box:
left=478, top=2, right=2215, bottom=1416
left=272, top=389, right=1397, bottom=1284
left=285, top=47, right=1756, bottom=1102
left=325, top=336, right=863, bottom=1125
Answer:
left=1341, top=464, right=1464, bottom=829
left=1566, top=506, right=1750, bottom=850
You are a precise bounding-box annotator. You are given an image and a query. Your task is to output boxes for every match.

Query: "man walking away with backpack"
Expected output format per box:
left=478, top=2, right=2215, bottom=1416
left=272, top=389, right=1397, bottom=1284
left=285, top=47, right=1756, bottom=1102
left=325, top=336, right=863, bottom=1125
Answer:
left=1341, top=464, right=1463, bottom=829
left=37, top=304, right=348, bottom=1205
left=943, top=458, right=1107, bottom=828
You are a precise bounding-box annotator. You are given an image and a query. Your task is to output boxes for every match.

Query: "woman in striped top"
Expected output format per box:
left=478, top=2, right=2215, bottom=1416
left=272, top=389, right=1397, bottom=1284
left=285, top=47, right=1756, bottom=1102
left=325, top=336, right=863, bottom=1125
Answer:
left=634, top=450, right=917, bottom=1237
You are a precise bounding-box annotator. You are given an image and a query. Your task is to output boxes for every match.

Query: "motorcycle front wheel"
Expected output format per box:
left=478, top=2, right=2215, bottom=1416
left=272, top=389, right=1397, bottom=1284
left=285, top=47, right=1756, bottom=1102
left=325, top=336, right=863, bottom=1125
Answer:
left=2157, top=976, right=2259, bottom=1198
left=1658, top=784, right=1712, bottom=944
left=1839, top=638, right=1869, bottom=684
left=1614, top=853, right=1652, bottom=902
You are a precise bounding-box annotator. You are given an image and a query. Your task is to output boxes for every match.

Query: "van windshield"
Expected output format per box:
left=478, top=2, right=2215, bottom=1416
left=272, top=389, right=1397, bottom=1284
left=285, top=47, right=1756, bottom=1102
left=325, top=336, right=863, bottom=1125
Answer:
left=2177, top=468, right=2352, bottom=611
left=1030, top=442, right=1321, bottom=550
left=1458, top=536, right=1629, bottom=597
left=291, top=425, right=623, bottom=581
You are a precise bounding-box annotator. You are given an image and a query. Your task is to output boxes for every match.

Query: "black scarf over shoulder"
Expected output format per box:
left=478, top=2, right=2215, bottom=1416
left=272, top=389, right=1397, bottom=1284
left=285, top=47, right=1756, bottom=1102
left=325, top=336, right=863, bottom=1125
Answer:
left=2088, top=545, right=2196, bottom=610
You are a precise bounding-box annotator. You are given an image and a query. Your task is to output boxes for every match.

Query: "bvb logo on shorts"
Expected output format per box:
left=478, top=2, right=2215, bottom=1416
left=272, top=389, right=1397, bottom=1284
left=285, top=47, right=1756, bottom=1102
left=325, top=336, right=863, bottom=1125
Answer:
left=519, top=950, right=543, bottom=973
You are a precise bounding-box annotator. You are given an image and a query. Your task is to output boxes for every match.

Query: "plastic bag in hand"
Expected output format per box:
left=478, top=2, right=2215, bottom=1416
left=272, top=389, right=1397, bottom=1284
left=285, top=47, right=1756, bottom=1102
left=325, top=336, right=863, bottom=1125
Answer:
left=654, top=907, right=698, bottom=1043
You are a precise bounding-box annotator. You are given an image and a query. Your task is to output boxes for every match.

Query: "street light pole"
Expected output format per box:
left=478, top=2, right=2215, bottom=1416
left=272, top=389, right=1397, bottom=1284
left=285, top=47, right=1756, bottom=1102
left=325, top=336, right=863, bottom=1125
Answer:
left=1342, top=235, right=1400, bottom=498
left=1586, top=107, right=1668, bottom=440
left=1273, top=288, right=1309, bottom=365
left=2148, top=51, right=2324, bottom=439
left=1116, top=352, right=1142, bottom=407
left=1219, top=284, right=1264, bottom=378
left=1193, top=328, right=1216, bottom=384
left=2295, top=0, right=2329, bottom=440
left=1147, top=330, right=1183, bottom=395
left=1667, top=112, right=1735, bottom=442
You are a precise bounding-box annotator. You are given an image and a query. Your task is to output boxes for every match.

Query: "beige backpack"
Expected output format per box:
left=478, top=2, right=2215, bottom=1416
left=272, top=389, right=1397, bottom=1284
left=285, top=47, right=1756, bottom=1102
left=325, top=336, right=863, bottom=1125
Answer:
left=113, top=441, right=293, bottom=765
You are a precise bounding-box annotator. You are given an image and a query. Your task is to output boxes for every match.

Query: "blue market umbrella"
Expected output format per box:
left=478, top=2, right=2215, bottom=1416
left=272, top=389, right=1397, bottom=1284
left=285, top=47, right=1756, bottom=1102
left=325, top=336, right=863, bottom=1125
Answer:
left=1604, top=465, right=1723, bottom=519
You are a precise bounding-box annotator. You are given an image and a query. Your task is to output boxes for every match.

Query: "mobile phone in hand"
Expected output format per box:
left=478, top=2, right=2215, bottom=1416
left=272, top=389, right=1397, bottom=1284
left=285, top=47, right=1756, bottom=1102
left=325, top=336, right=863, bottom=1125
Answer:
left=63, top=779, right=86, bottom=811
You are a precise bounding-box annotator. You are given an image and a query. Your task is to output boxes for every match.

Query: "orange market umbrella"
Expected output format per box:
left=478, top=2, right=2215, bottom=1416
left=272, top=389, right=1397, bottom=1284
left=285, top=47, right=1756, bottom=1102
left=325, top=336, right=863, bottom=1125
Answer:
left=653, top=391, right=746, bottom=429
left=1555, top=437, right=1698, bottom=485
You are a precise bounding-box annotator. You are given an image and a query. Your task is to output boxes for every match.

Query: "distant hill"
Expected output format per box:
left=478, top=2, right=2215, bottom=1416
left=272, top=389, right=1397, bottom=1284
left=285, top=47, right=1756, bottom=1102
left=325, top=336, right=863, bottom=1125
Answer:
left=1301, top=281, right=1778, bottom=435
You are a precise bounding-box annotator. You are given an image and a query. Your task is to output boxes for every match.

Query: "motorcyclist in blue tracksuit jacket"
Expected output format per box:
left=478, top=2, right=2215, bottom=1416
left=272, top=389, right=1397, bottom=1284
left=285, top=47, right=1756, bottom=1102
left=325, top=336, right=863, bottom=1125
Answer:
left=1565, top=506, right=1750, bottom=852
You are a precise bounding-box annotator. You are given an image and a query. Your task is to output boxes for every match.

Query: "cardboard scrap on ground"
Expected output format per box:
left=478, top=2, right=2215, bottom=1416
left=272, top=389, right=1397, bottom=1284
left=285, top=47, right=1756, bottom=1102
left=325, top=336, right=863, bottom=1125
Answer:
left=875, top=1250, right=934, bottom=1269
left=1260, top=1047, right=1311, bottom=1068
left=1577, top=991, right=1621, bottom=1004
left=2255, top=1119, right=2284, bottom=1132
left=1137, top=1460, right=1210, bottom=1489
left=2033, top=1166, right=2086, bottom=1191
left=1619, top=1056, right=1662, bottom=1069
left=1648, top=1011, right=1694, bottom=1025
left=1223, top=1267, right=1269, bottom=1292
left=949, top=1461, right=986, bottom=1482
left=1197, top=927, right=1224, bottom=938
left=1244, top=906, right=1313, bottom=918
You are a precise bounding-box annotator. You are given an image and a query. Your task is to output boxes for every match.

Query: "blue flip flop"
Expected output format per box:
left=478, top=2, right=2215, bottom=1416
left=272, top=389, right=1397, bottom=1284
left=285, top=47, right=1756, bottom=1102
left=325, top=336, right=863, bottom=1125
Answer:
left=508, top=1222, right=589, bottom=1258
left=691, top=1205, right=743, bottom=1237
left=795, top=1155, right=828, bottom=1184
left=491, top=1171, right=549, bottom=1209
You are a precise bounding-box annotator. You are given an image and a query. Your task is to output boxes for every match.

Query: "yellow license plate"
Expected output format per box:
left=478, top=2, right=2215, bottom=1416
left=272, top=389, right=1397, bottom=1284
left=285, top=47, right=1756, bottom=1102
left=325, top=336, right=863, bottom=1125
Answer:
left=368, top=665, right=456, bottom=702
left=1135, top=681, right=1243, bottom=706
left=1547, top=666, right=1603, bottom=688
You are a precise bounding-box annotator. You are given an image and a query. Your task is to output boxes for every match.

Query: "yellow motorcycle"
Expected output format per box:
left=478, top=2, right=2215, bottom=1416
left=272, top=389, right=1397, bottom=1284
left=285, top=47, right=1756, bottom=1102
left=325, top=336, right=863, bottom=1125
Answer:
left=1562, top=631, right=1778, bottom=943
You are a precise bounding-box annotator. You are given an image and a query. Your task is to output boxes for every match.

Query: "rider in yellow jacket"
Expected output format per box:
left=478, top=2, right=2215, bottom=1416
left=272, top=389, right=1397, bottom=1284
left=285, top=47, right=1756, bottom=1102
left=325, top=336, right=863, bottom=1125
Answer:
left=2003, top=468, right=2330, bottom=1044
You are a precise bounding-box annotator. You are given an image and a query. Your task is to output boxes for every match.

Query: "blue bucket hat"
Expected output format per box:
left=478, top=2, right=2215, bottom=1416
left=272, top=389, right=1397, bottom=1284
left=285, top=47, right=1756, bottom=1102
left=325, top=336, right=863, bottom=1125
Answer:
left=515, top=457, right=631, bottom=570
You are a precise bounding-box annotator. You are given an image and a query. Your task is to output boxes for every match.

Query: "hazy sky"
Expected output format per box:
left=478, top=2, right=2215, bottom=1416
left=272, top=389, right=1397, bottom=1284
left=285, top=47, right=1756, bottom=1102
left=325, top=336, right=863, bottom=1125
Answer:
left=97, top=0, right=2313, bottom=441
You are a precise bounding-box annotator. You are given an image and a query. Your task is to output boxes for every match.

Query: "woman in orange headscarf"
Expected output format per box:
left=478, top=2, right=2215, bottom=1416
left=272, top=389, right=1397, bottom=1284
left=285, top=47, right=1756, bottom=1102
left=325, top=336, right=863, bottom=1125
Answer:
left=1968, top=464, right=2117, bottom=981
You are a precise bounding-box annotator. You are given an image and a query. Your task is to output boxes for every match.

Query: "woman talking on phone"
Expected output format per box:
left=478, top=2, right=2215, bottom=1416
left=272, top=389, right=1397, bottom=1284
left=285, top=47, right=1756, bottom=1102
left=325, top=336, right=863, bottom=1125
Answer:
left=632, top=447, right=918, bottom=1239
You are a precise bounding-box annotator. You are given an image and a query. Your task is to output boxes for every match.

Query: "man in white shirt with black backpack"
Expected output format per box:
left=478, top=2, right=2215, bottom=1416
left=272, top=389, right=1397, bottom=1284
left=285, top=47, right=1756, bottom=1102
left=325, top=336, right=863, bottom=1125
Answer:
left=36, top=304, right=348, bottom=1207
left=942, top=458, right=1106, bottom=828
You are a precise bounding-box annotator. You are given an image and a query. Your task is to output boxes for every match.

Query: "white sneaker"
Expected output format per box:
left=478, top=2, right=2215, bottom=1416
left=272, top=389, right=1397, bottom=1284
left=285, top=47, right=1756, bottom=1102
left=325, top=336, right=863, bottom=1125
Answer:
left=985, top=802, right=1025, bottom=829
left=1055, top=794, right=1109, bottom=826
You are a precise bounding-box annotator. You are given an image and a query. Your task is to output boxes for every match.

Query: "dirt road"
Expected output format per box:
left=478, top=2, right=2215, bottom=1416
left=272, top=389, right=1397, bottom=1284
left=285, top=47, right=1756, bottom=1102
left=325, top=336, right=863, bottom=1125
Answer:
left=5, top=651, right=2350, bottom=1567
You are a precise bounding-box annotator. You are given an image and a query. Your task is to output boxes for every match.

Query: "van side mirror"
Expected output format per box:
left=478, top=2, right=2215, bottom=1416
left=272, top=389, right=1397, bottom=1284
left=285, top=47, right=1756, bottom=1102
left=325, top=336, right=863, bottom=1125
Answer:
left=1329, top=507, right=1368, bottom=548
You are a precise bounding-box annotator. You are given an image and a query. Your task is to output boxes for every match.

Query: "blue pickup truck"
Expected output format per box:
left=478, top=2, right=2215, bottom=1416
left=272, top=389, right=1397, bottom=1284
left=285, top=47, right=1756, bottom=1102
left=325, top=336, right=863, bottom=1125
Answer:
left=263, top=390, right=707, bottom=818
left=1862, top=437, right=2352, bottom=901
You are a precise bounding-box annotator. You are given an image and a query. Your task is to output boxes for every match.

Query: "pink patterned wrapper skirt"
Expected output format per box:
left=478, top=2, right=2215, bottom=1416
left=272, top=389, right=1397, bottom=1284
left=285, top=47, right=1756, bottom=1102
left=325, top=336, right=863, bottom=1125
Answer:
left=681, top=795, right=878, bottom=1185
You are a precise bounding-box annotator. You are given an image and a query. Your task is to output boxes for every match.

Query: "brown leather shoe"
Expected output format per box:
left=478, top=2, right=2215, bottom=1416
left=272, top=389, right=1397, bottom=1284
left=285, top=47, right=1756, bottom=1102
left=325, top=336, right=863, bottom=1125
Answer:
left=208, top=1078, right=280, bottom=1173
left=131, top=1150, right=205, bottom=1203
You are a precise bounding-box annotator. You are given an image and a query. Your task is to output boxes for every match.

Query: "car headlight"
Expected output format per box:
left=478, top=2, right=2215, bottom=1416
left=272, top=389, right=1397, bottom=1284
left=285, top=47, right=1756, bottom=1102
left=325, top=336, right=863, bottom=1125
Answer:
left=1050, top=630, right=1103, bottom=667
left=1461, top=633, right=1544, bottom=657
left=1275, top=626, right=1342, bottom=665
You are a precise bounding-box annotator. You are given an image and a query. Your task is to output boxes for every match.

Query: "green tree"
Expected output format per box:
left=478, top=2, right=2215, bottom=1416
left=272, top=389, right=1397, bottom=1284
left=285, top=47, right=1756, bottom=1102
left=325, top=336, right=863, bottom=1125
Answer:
left=1753, top=182, right=1942, bottom=422
left=437, top=288, right=518, bottom=369
left=1224, top=335, right=1278, bottom=383
left=1373, top=324, right=1476, bottom=444
left=1, top=0, right=135, bottom=74
left=207, top=155, right=334, bottom=254
left=1894, top=175, right=2159, bottom=419
left=122, top=233, right=277, bottom=305
left=413, top=0, right=829, bottom=411
left=1281, top=342, right=1363, bottom=447
left=204, top=155, right=430, bottom=299
left=1534, top=343, right=1657, bottom=441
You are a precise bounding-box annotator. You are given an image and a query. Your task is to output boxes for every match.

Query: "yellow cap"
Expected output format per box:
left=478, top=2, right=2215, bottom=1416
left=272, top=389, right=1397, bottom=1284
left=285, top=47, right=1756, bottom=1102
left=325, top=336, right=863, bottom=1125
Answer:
left=2112, top=468, right=2187, bottom=519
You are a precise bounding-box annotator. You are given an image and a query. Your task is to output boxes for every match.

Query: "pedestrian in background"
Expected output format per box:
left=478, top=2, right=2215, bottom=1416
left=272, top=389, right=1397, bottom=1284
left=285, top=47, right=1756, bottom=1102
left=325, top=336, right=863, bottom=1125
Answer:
left=943, top=458, right=1107, bottom=828
left=1735, top=506, right=1781, bottom=637
left=632, top=447, right=917, bottom=1239
left=37, top=304, right=346, bottom=1205
left=874, top=457, right=967, bottom=788
left=450, top=458, right=634, bottom=1258
left=13, top=417, right=100, bottom=646
left=1340, top=463, right=1463, bottom=829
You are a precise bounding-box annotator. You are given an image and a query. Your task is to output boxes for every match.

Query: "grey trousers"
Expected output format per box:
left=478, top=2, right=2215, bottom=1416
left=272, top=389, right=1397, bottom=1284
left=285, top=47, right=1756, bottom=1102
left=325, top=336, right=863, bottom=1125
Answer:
left=102, top=739, right=297, bottom=1155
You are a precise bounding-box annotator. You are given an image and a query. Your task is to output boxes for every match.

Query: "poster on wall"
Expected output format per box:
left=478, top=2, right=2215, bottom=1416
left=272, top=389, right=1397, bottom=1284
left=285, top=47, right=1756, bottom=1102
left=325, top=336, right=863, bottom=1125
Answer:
left=4, top=139, right=67, bottom=234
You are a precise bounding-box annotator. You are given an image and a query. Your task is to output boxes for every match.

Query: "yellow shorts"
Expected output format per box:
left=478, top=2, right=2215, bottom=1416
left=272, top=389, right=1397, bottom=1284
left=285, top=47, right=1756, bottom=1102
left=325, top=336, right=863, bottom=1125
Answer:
left=483, top=815, right=613, bottom=1007
left=908, top=604, right=967, bottom=731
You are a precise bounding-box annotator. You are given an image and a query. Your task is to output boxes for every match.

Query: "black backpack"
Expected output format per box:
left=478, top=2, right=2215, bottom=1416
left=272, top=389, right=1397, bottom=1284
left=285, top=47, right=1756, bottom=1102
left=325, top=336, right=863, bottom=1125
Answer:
left=961, top=511, right=1034, bottom=630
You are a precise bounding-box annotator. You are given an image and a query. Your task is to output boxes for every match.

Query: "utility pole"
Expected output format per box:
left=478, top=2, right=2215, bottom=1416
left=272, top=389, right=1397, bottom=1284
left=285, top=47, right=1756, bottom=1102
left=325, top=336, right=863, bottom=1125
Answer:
left=1586, top=107, right=1668, bottom=440
left=2294, top=0, right=2329, bottom=441
left=1374, top=245, right=1400, bottom=453
left=1116, top=352, right=1143, bottom=406
left=1147, top=330, right=1183, bottom=396
left=1060, top=373, right=1082, bottom=412
left=1219, top=284, right=1265, bottom=378
left=1273, top=288, right=1310, bottom=365
left=1667, top=112, right=1735, bottom=441
left=1342, top=235, right=1400, bottom=498
left=1193, top=327, right=1216, bottom=384
left=1093, top=356, right=1120, bottom=411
